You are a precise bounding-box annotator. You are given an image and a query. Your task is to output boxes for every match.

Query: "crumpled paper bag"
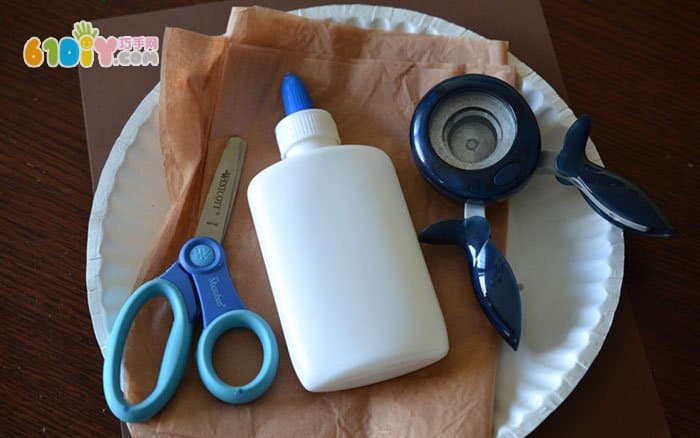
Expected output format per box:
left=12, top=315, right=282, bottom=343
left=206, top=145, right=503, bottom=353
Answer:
left=124, top=6, right=514, bottom=437
left=224, top=6, right=510, bottom=66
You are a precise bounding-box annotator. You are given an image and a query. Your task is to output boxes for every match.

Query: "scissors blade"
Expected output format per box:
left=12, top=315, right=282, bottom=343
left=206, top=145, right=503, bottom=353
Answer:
left=195, top=137, right=247, bottom=242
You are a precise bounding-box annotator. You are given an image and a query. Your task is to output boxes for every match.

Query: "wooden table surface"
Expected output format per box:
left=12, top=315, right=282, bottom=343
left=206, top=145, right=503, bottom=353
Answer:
left=1, top=1, right=697, bottom=436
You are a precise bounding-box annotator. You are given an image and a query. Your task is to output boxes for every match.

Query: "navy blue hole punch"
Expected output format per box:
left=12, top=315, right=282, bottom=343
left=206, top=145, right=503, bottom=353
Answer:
left=410, top=74, right=673, bottom=350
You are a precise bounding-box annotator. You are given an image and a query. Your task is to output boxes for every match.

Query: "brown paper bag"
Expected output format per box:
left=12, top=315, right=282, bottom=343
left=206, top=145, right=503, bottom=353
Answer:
left=225, top=7, right=511, bottom=66
left=125, top=7, right=513, bottom=437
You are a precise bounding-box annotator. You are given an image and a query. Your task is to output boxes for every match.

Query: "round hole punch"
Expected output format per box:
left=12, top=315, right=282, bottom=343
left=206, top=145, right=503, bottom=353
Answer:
left=411, top=74, right=674, bottom=350
left=412, top=74, right=541, bottom=204
left=411, top=74, right=542, bottom=350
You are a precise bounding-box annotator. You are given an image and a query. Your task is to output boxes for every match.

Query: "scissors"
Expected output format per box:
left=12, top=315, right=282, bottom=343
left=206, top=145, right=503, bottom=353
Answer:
left=103, top=137, right=279, bottom=423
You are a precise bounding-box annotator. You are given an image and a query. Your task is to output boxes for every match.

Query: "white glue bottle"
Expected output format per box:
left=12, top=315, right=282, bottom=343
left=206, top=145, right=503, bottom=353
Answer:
left=247, top=73, right=448, bottom=392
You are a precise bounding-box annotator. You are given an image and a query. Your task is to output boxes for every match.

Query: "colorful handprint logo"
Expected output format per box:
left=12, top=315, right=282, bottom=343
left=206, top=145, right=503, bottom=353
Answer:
left=73, top=21, right=99, bottom=67
left=23, top=21, right=159, bottom=68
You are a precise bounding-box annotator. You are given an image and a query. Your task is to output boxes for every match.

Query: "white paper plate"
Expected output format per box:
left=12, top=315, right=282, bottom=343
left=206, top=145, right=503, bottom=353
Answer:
left=86, top=5, right=624, bottom=437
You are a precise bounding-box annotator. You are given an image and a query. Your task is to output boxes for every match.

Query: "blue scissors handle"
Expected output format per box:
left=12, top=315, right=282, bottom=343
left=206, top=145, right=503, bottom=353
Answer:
left=103, top=278, right=193, bottom=423
left=197, top=309, right=279, bottom=403
left=180, top=237, right=279, bottom=403
left=103, top=237, right=279, bottom=423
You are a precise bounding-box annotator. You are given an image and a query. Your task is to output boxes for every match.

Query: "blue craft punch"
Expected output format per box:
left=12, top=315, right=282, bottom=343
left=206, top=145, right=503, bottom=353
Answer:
left=410, top=74, right=674, bottom=350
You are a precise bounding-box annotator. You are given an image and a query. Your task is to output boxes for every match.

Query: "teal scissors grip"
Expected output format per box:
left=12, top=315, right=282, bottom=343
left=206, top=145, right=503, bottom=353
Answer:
left=197, top=309, right=279, bottom=403
left=102, top=237, right=279, bottom=423
left=103, top=278, right=193, bottom=423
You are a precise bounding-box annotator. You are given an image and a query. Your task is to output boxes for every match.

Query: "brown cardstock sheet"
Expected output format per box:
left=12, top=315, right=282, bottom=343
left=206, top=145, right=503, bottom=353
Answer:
left=123, top=6, right=514, bottom=437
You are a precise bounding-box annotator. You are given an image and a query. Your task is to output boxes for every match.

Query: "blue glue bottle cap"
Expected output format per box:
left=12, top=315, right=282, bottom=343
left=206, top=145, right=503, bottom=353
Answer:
left=275, top=73, right=341, bottom=159
left=282, top=73, right=314, bottom=115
